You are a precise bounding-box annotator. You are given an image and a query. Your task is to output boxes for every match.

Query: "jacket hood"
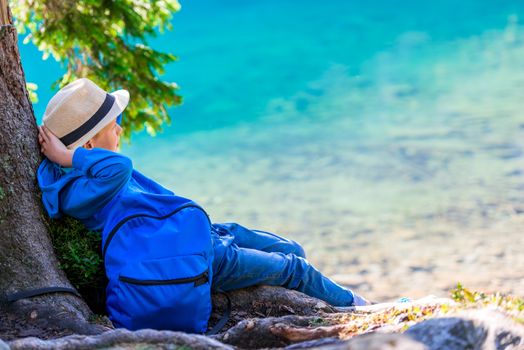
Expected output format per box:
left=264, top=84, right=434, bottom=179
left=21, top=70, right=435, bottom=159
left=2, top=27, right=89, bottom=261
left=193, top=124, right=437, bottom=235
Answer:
left=37, top=158, right=83, bottom=219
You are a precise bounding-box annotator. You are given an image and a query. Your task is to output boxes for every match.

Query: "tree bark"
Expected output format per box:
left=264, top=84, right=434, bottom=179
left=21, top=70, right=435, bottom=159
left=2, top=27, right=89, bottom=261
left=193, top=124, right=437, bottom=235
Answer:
left=0, top=2, right=104, bottom=339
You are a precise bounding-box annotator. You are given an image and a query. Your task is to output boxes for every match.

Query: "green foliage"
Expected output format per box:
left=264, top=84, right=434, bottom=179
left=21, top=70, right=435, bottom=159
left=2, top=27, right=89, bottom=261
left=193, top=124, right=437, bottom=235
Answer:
left=12, top=0, right=182, bottom=140
left=451, top=282, right=480, bottom=303
left=451, top=282, right=524, bottom=324
left=88, top=313, right=113, bottom=327
left=308, top=316, right=328, bottom=327
left=26, top=82, right=38, bottom=103
left=47, top=216, right=103, bottom=289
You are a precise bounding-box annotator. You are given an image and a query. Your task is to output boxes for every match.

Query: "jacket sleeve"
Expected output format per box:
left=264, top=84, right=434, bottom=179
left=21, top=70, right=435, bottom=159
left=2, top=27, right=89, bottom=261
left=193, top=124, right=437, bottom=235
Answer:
left=59, top=147, right=133, bottom=219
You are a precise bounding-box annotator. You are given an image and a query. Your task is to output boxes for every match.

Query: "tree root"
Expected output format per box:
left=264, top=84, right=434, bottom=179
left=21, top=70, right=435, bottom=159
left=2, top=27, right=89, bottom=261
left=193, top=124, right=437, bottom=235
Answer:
left=209, top=285, right=336, bottom=332
left=1, top=294, right=109, bottom=341
left=270, top=322, right=349, bottom=342
left=213, top=315, right=340, bottom=349
left=211, top=294, right=457, bottom=349
left=8, top=328, right=232, bottom=350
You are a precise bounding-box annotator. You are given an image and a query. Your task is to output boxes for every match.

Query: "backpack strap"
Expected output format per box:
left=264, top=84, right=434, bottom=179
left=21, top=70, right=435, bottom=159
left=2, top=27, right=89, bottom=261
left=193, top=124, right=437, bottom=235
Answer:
left=205, top=292, right=231, bottom=336
left=7, top=287, right=81, bottom=302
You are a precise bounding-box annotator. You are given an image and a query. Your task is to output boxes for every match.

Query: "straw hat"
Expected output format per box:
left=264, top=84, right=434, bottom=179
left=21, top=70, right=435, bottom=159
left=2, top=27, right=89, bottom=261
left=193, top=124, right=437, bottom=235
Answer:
left=43, top=78, right=129, bottom=150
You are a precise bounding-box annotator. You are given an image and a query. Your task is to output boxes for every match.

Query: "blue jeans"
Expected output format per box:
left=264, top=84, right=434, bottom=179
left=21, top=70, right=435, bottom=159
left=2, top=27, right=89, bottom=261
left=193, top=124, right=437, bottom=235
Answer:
left=210, top=222, right=356, bottom=306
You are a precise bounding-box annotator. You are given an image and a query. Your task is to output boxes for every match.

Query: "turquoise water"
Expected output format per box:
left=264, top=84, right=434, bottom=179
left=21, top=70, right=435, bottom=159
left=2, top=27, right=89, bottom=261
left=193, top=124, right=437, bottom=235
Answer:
left=20, top=1, right=524, bottom=298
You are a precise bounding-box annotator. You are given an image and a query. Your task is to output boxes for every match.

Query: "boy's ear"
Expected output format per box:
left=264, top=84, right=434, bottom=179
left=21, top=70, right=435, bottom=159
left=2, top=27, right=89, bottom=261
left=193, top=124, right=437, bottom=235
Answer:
left=83, top=139, right=94, bottom=150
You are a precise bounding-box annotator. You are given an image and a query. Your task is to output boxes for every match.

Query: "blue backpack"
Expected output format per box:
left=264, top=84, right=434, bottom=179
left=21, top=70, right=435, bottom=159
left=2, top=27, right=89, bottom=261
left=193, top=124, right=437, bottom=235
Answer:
left=101, top=201, right=214, bottom=333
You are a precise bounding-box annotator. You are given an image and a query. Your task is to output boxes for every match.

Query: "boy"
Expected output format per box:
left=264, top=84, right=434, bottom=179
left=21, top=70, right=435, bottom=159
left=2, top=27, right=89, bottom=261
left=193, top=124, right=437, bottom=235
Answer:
left=37, top=78, right=370, bottom=323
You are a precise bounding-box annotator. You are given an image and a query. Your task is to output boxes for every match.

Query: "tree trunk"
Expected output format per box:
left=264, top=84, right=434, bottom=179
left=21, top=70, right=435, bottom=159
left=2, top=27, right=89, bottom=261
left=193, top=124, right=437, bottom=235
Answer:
left=0, top=2, right=104, bottom=339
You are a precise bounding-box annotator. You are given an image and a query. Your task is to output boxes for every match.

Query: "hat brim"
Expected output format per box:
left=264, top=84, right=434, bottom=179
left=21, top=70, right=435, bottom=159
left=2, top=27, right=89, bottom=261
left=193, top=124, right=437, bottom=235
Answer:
left=111, top=89, right=130, bottom=114
left=66, top=89, right=130, bottom=150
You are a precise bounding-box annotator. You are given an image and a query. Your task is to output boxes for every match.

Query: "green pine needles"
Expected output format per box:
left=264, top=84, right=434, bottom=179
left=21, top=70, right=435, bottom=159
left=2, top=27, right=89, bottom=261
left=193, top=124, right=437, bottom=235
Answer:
left=12, top=0, right=183, bottom=141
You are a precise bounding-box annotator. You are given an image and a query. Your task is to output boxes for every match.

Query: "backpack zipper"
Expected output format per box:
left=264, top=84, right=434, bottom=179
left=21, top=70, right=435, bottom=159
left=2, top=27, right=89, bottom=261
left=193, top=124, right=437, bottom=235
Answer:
left=119, top=270, right=209, bottom=287
left=102, top=203, right=210, bottom=258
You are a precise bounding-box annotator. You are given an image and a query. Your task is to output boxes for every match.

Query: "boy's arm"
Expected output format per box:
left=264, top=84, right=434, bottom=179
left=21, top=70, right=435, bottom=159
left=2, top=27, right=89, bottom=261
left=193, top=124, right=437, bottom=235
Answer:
left=38, top=125, right=74, bottom=167
left=37, top=124, right=132, bottom=220
left=59, top=147, right=133, bottom=219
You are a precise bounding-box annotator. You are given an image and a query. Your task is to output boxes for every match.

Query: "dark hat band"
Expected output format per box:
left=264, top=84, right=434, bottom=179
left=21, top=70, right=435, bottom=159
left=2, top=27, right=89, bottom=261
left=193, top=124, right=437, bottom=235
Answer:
left=60, top=93, right=115, bottom=147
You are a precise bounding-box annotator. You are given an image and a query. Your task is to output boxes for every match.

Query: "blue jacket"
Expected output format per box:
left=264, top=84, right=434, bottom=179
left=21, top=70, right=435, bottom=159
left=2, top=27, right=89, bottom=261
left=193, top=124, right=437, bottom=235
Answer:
left=37, top=147, right=233, bottom=254
left=38, top=147, right=178, bottom=232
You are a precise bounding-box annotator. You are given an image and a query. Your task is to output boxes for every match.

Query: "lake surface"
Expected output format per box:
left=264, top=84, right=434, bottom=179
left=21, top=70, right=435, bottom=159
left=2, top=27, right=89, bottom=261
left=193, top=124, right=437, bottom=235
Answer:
left=20, top=0, right=524, bottom=300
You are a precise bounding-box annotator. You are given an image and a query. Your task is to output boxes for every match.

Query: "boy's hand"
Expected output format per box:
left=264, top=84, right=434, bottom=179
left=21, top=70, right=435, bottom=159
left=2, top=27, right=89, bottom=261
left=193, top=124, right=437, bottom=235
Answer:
left=38, top=125, right=74, bottom=167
